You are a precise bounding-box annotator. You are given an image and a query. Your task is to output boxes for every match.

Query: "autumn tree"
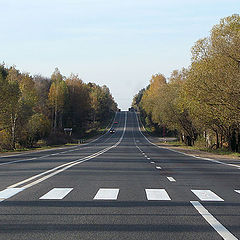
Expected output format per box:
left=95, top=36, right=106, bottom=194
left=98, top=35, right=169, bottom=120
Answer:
left=65, top=74, right=91, bottom=133
left=48, top=68, right=69, bottom=131
left=182, top=14, right=240, bottom=150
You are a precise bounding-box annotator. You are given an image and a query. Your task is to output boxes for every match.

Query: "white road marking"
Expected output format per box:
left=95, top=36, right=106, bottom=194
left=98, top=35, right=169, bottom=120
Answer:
left=40, top=188, right=73, bottom=200
left=191, top=190, right=224, bottom=201
left=150, top=161, right=155, bottom=164
left=0, top=113, right=118, bottom=166
left=93, top=188, right=119, bottom=200
left=190, top=201, right=238, bottom=240
left=3, top=113, right=127, bottom=195
left=145, top=189, right=171, bottom=200
left=0, top=157, right=38, bottom=166
left=0, top=188, right=24, bottom=199
left=135, top=112, right=240, bottom=170
left=51, top=153, right=60, bottom=156
left=156, top=166, right=162, bottom=170
left=234, top=190, right=240, bottom=194
left=167, top=177, right=176, bottom=182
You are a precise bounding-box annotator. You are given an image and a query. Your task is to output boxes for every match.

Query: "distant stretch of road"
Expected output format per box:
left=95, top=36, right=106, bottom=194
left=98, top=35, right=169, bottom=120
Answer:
left=0, top=111, right=239, bottom=239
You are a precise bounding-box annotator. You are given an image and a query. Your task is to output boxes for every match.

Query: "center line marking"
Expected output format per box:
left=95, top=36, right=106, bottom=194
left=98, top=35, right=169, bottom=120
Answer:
left=150, top=161, right=155, bottom=164
left=156, top=166, right=162, bottom=170
left=191, top=201, right=237, bottom=240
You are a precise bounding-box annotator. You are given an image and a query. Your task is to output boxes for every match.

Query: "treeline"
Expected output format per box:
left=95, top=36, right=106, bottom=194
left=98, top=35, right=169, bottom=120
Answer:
left=132, top=14, right=240, bottom=151
left=0, top=66, right=117, bottom=150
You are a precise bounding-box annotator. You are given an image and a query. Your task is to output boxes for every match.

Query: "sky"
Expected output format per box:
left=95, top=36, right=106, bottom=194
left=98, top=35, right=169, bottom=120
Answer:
left=1, top=0, right=239, bottom=110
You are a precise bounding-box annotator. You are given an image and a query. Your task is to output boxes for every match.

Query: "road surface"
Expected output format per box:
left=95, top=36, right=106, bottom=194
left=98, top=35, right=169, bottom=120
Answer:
left=0, top=111, right=239, bottom=239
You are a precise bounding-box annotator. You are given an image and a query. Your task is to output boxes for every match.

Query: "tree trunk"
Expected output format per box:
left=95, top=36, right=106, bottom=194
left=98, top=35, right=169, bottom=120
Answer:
left=54, top=103, right=58, bottom=132
left=11, top=113, right=17, bottom=149
left=215, top=131, right=219, bottom=149
left=230, top=129, right=236, bottom=152
left=237, top=129, right=240, bottom=153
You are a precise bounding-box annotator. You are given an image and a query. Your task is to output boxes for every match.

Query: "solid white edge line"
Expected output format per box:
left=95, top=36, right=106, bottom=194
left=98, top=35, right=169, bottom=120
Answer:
left=190, top=201, right=238, bottom=240
left=135, top=112, right=240, bottom=170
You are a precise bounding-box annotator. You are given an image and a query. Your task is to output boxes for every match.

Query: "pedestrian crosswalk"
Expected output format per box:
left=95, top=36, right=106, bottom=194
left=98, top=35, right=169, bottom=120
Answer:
left=0, top=187, right=239, bottom=202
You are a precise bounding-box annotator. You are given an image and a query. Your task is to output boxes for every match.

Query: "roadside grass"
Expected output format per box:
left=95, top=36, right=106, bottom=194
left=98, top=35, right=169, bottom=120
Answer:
left=163, top=140, right=240, bottom=158
left=140, top=116, right=240, bottom=158
left=199, top=148, right=240, bottom=157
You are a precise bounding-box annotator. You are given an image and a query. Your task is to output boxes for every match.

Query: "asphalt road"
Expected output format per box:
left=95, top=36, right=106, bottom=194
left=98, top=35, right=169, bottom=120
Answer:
left=0, top=111, right=239, bottom=240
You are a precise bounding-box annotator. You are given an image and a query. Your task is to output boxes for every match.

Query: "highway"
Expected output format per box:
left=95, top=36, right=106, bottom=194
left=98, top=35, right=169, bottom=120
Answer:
left=0, top=111, right=239, bottom=239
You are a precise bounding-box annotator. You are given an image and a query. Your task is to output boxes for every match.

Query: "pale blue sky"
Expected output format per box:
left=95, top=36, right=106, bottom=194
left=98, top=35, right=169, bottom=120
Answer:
left=1, top=0, right=239, bottom=109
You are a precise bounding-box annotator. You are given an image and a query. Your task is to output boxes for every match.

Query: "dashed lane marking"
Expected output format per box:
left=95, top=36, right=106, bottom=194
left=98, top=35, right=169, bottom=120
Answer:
left=135, top=112, right=240, bottom=170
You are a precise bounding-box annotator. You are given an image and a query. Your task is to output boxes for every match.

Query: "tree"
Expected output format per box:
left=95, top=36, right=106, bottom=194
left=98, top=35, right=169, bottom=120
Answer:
left=48, top=68, right=68, bottom=131
left=65, top=74, right=91, bottom=133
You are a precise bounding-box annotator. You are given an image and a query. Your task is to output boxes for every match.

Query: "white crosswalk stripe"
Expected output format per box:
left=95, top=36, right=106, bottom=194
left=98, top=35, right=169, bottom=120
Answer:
left=191, top=190, right=224, bottom=201
left=94, top=188, right=119, bottom=200
left=167, top=177, right=176, bottom=182
left=0, top=188, right=24, bottom=200
left=40, top=188, right=73, bottom=200
left=145, top=189, right=171, bottom=200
